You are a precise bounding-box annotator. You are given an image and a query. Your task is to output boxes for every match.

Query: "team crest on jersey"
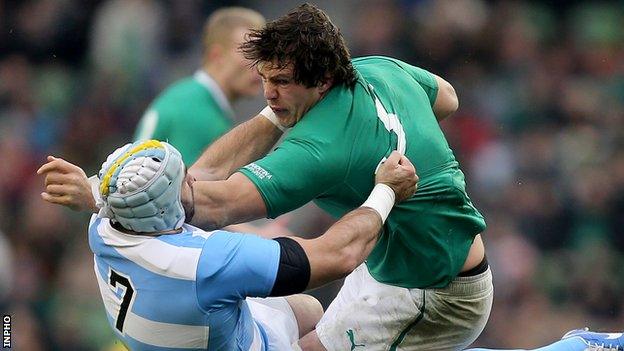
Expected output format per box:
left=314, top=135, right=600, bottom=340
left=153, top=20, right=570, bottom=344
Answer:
left=244, top=163, right=273, bottom=180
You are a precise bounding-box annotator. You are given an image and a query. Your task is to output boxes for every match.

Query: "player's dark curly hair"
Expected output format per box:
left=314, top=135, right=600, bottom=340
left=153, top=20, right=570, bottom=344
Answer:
left=240, top=3, right=357, bottom=88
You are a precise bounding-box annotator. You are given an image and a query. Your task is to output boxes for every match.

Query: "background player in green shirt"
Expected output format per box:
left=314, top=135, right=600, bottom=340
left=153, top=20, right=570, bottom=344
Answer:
left=134, top=7, right=265, bottom=165
left=134, top=7, right=293, bottom=238
left=40, top=4, right=492, bottom=350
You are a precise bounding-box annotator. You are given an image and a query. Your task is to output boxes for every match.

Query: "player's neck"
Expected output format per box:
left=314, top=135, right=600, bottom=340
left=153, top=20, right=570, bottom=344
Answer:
left=203, top=63, right=237, bottom=102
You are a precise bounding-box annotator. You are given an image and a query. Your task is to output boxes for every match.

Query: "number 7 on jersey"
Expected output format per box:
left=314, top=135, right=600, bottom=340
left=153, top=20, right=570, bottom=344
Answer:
left=109, top=269, right=136, bottom=333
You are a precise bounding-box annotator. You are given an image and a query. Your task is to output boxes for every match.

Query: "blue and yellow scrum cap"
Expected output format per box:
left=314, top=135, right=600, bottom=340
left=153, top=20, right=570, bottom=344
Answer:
left=97, top=140, right=186, bottom=232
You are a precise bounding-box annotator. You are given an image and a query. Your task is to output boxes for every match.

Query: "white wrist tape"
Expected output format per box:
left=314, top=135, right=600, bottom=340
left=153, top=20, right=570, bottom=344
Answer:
left=89, top=174, right=114, bottom=219
left=260, top=106, right=287, bottom=132
left=88, top=175, right=104, bottom=209
left=361, top=183, right=395, bottom=223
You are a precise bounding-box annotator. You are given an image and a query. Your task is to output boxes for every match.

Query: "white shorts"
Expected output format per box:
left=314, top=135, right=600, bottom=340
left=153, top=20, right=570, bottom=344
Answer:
left=247, top=297, right=299, bottom=351
left=316, top=263, right=493, bottom=351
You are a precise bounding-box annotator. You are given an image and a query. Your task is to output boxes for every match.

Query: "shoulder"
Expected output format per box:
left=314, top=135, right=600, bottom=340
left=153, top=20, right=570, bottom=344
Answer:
left=353, top=55, right=404, bottom=67
left=196, top=231, right=280, bottom=283
left=157, top=76, right=199, bottom=97
left=353, top=56, right=418, bottom=77
left=156, top=226, right=215, bottom=248
left=151, top=76, right=213, bottom=111
left=88, top=215, right=103, bottom=252
left=200, top=231, right=276, bottom=253
left=294, top=84, right=353, bottom=132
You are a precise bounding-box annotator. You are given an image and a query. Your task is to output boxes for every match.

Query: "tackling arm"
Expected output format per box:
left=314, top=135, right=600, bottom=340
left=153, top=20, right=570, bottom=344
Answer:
left=189, top=172, right=268, bottom=230
left=290, top=151, right=417, bottom=290
left=292, top=207, right=383, bottom=289
left=189, top=113, right=283, bottom=181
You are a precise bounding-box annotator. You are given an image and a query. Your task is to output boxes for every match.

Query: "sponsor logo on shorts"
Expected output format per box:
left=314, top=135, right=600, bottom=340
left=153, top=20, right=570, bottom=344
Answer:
left=244, top=163, right=273, bottom=180
left=346, top=329, right=364, bottom=350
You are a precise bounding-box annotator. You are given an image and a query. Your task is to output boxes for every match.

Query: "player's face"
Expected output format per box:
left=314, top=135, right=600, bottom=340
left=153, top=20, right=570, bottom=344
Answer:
left=226, top=27, right=262, bottom=97
left=258, top=61, right=331, bottom=128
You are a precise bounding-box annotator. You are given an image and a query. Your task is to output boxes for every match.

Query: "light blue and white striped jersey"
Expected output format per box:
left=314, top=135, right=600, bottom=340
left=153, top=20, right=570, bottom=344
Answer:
left=88, top=215, right=281, bottom=350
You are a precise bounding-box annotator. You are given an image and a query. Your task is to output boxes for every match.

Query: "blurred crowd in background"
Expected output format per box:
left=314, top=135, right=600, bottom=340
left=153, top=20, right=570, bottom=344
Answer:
left=1, top=0, right=623, bottom=349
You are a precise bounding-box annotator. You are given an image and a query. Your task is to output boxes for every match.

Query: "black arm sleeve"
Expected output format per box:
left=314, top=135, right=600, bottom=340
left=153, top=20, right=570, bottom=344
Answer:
left=269, top=237, right=311, bottom=297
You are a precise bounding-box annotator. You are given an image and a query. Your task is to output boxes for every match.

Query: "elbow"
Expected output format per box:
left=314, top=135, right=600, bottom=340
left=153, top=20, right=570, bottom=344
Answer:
left=433, top=76, right=459, bottom=121
left=337, top=247, right=362, bottom=277
left=197, top=217, right=222, bottom=231
left=190, top=201, right=230, bottom=231
left=442, top=83, right=459, bottom=115
left=448, top=86, right=459, bottom=114
left=191, top=211, right=221, bottom=231
left=450, top=87, right=459, bottom=114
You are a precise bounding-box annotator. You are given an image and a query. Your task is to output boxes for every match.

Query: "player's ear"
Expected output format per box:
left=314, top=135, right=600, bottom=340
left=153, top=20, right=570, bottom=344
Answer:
left=206, top=43, right=225, bottom=63
left=318, top=76, right=333, bottom=95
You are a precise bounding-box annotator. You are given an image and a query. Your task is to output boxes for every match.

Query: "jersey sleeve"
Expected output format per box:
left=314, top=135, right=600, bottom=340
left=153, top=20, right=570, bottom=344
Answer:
left=238, top=137, right=345, bottom=219
left=195, top=232, right=281, bottom=310
left=133, top=109, right=168, bottom=141
left=395, top=61, right=439, bottom=106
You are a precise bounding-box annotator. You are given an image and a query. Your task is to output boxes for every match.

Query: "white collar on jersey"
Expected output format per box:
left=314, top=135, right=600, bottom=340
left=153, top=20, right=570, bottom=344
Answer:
left=193, top=70, right=234, bottom=118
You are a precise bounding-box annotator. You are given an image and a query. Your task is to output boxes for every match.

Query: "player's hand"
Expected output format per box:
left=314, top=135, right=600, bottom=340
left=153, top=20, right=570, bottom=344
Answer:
left=36, top=156, right=98, bottom=212
left=376, top=151, right=418, bottom=203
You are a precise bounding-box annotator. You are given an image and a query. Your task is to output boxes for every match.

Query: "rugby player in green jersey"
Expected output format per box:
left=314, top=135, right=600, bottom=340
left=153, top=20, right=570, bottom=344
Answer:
left=134, top=7, right=265, bottom=165
left=39, top=3, right=492, bottom=350
left=189, top=4, right=491, bottom=350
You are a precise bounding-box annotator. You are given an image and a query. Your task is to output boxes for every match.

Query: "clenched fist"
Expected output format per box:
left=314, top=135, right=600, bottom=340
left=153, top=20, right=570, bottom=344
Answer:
left=375, top=151, right=418, bottom=203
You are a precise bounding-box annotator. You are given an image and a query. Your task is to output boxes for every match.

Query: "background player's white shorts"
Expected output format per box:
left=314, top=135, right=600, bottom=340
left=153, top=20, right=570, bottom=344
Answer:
left=248, top=297, right=299, bottom=350
left=316, top=263, right=493, bottom=351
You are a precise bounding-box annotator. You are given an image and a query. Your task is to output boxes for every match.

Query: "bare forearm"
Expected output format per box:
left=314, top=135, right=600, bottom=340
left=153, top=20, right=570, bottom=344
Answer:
left=296, top=207, right=382, bottom=289
left=189, top=115, right=283, bottom=181
left=326, top=208, right=382, bottom=269
left=189, top=180, right=229, bottom=230
left=189, top=174, right=268, bottom=230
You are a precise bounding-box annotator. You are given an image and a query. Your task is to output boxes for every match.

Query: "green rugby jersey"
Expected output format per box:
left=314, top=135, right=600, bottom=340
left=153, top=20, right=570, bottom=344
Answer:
left=239, top=56, right=486, bottom=289
left=134, top=71, right=234, bottom=165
